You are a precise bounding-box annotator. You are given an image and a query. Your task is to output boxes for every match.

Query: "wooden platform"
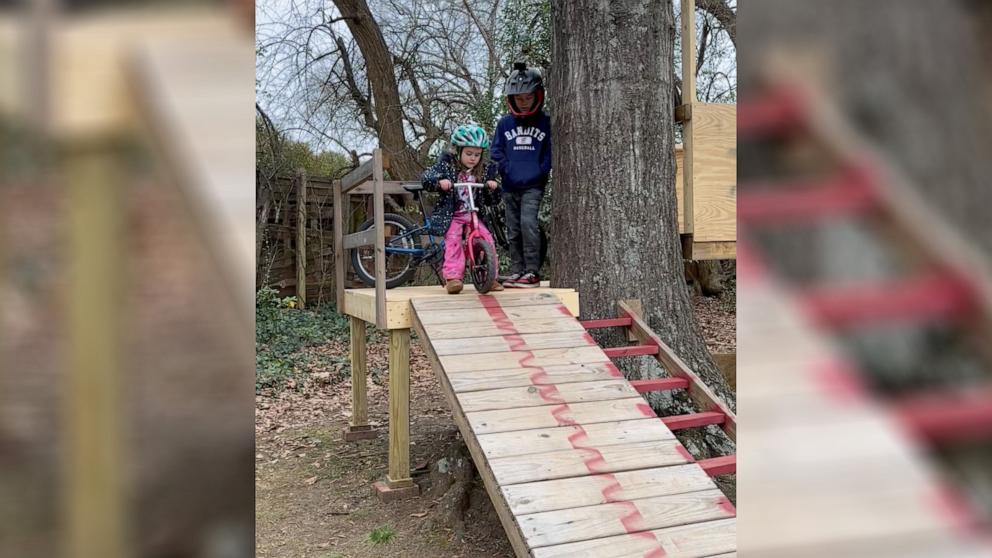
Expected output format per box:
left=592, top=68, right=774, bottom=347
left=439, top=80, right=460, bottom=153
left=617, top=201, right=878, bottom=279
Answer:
left=410, top=292, right=737, bottom=558
left=343, top=282, right=580, bottom=329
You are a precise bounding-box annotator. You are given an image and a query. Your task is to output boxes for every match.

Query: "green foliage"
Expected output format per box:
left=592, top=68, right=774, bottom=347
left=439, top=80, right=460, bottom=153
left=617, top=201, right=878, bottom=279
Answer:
left=368, top=525, right=396, bottom=545
left=255, top=287, right=351, bottom=392
left=497, top=0, right=552, bottom=71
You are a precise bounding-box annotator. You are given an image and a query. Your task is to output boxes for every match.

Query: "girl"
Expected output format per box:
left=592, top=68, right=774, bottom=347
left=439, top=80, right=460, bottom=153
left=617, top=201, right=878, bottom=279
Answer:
left=422, top=124, right=503, bottom=294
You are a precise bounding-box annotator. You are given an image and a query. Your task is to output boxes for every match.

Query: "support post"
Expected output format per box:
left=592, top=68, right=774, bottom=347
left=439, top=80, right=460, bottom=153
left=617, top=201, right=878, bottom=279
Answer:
left=333, top=179, right=345, bottom=311
left=374, top=327, right=419, bottom=501
left=372, top=149, right=387, bottom=328
left=295, top=168, right=307, bottom=308
left=343, top=317, right=376, bottom=441
left=66, top=144, right=128, bottom=558
left=681, top=0, right=696, bottom=233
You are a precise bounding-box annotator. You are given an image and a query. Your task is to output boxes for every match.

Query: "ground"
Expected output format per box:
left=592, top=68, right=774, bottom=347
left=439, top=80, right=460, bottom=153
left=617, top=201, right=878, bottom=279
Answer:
left=255, top=287, right=736, bottom=558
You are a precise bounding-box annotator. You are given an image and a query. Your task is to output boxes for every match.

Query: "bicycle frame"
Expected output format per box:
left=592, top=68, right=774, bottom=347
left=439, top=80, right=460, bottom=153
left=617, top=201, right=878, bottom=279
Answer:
left=454, top=183, right=488, bottom=267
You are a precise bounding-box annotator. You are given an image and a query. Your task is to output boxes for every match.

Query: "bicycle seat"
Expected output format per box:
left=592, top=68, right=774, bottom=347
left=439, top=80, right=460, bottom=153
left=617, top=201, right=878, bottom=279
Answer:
left=403, top=183, right=424, bottom=193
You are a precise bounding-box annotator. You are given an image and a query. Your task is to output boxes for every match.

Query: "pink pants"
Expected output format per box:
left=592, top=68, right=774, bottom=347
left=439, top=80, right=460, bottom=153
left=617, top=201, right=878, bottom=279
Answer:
left=443, top=212, right=497, bottom=280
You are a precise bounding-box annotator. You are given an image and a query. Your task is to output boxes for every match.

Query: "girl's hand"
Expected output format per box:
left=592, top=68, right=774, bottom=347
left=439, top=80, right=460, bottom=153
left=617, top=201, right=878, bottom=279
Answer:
left=439, top=179, right=452, bottom=191
left=486, top=180, right=498, bottom=190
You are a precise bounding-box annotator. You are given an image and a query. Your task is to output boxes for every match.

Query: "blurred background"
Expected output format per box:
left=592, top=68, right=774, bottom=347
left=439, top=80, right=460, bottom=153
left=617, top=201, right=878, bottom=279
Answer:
left=0, top=1, right=254, bottom=557
left=739, top=0, right=992, bottom=555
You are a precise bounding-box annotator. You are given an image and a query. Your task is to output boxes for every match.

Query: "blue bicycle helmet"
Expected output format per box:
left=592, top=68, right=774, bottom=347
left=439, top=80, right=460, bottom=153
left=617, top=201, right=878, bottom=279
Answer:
left=450, top=124, right=490, bottom=149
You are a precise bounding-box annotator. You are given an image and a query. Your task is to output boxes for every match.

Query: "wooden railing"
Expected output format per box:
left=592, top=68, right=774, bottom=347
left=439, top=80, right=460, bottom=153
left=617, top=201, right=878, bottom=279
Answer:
left=334, top=148, right=388, bottom=328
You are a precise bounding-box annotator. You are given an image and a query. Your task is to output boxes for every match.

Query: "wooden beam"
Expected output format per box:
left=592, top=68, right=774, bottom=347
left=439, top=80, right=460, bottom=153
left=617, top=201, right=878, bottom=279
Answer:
left=333, top=179, right=345, bottom=310
left=372, top=149, right=387, bottom=328
left=680, top=0, right=696, bottom=234
left=661, top=411, right=726, bottom=431
left=675, top=102, right=692, bottom=123
left=350, top=317, right=369, bottom=427
left=737, top=164, right=878, bottom=223
left=341, top=157, right=374, bottom=193
left=386, top=328, right=414, bottom=488
left=295, top=169, right=307, bottom=308
left=351, top=180, right=415, bottom=196
left=603, top=345, right=660, bottom=359
left=691, top=241, right=737, bottom=261
left=630, top=378, right=690, bottom=393
left=579, top=317, right=632, bottom=329
left=619, top=301, right=736, bottom=443
left=342, top=228, right=376, bottom=250
left=697, top=455, right=736, bottom=476
left=896, top=388, right=992, bottom=444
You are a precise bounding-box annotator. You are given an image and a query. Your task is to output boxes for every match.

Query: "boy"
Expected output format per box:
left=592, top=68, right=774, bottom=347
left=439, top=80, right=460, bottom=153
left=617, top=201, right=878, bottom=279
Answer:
left=490, top=62, right=551, bottom=288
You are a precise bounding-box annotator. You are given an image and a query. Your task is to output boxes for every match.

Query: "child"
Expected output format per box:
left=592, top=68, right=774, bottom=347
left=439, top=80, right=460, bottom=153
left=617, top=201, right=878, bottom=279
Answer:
left=422, top=124, right=504, bottom=294
left=490, top=62, right=551, bottom=288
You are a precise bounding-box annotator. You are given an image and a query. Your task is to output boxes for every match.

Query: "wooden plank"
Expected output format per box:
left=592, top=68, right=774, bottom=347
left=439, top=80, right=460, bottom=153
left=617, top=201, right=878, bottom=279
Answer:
left=458, top=379, right=638, bottom=413
left=579, top=317, right=633, bottom=329
left=440, top=345, right=608, bottom=373
left=295, top=169, right=307, bottom=308
left=412, top=291, right=563, bottom=311
left=349, top=316, right=369, bottom=427
left=676, top=144, right=686, bottom=233
left=518, top=489, right=733, bottom=548
left=351, top=180, right=414, bottom=196
left=662, top=411, right=726, bottom=431
left=386, top=328, right=413, bottom=487
left=333, top=180, right=345, bottom=312
left=431, top=330, right=595, bottom=356
left=467, top=397, right=656, bottom=435
left=477, top=418, right=673, bottom=460
left=448, top=362, right=624, bottom=393
left=410, top=301, right=532, bottom=557
left=423, top=316, right=585, bottom=340
left=372, top=149, right=387, bottom=328
left=489, top=439, right=692, bottom=486
left=692, top=241, right=737, bottom=261
left=416, top=303, right=575, bottom=325
left=691, top=103, right=737, bottom=243
left=532, top=517, right=736, bottom=558
left=502, top=464, right=712, bottom=515
left=340, top=157, right=374, bottom=193
left=630, top=378, right=690, bottom=393
left=681, top=0, right=696, bottom=233
left=619, top=301, right=736, bottom=442
left=342, top=227, right=376, bottom=250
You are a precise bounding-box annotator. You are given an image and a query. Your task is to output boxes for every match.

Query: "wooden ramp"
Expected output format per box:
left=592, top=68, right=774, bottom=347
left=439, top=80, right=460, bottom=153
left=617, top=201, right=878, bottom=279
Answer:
left=410, top=292, right=737, bottom=558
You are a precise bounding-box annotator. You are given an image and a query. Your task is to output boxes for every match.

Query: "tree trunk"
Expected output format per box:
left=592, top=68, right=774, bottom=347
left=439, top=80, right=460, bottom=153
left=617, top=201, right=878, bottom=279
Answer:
left=548, top=0, right=735, bottom=418
left=332, top=0, right=422, bottom=179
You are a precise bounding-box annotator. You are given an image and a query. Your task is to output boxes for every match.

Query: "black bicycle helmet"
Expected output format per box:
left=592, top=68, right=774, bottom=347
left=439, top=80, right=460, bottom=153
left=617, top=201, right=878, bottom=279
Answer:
left=504, top=62, right=545, bottom=117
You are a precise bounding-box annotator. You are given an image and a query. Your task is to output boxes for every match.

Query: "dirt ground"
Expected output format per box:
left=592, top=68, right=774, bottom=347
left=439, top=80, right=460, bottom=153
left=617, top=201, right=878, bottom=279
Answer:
left=255, top=290, right=736, bottom=558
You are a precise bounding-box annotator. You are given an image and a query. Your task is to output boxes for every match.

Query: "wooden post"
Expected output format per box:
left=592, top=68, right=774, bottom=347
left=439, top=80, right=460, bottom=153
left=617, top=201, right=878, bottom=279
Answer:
left=295, top=168, right=307, bottom=308
left=342, top=317, right=376, bottom=441
left=681, top=0, right=696, bottom=234
left=374, top=327, right=419, bottom=500
left=333, top=179, right=345, bottom=311
left=66, top=144, right=128, bottom=558
left=372, top=149, right=387, bottom=328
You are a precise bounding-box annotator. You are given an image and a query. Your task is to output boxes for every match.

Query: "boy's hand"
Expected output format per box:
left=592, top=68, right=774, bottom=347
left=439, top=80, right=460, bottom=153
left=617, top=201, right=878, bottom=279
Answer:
left=486, top=180, right=498, bottom=190
left=439, top=179, right=452, bottom=191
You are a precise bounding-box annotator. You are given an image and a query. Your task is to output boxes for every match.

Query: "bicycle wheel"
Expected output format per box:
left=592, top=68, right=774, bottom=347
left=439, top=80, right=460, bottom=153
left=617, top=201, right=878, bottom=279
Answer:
left=469, top=237, right=498, bottom=293
left=350, top=213, right=422, bottom=289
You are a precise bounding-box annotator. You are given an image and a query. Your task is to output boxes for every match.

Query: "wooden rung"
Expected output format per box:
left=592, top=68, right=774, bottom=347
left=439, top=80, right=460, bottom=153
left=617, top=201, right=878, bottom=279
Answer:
left=800, top=272, right=974, bottom=329
left=697, top=455, right=736, bottom=476
left=737, top=164, right=878, bottom=223
left=579, top=317, right=633, bottom=329
left=737, top=87, right=806, bottom=136
left=896, top=388, right=992, bottom=444
left=603, top=345, right=660, bottom=359
left=661, top=411, right=726, bottom=431
left=630, top=378, right=690, bottom=393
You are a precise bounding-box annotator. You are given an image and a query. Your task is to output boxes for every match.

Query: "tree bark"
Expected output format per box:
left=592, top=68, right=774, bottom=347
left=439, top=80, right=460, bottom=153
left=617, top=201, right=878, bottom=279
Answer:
left=548, top=0, right=735, bottom=420
left=696, top=0, right=736, bottom=47
left=332, top=0, right=423, bottom=179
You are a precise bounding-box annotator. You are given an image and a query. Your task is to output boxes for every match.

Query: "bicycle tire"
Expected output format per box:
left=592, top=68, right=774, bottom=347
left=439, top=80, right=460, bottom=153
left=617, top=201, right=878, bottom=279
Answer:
left=350, top=212, right=422, bottom=289
left=470, top=237, right=498, bottom=293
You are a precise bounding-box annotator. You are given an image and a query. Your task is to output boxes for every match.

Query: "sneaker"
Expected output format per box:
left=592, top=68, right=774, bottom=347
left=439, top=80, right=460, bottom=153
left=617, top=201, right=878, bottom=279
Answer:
left=501, top=272, right=523, bottom=288
left=488, top=281, right=505, bottom=292
left=515, top=273, right=540, bottom=288
left=445, top=279, right=463, bottom=294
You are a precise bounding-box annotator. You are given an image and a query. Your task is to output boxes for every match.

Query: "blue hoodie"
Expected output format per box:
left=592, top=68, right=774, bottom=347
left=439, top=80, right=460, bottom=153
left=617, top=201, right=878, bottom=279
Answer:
left=490, top=111, right=552, bottom=191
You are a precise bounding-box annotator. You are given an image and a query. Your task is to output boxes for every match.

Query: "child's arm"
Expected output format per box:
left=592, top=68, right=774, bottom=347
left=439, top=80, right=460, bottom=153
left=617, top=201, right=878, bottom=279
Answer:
left=490, top=121, right=509, bottom=176
left=539, top=122, right=552, bottom=180
left=421, top=156, right=449, bottom=192
left=482, top=162, right=501, bottom=205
